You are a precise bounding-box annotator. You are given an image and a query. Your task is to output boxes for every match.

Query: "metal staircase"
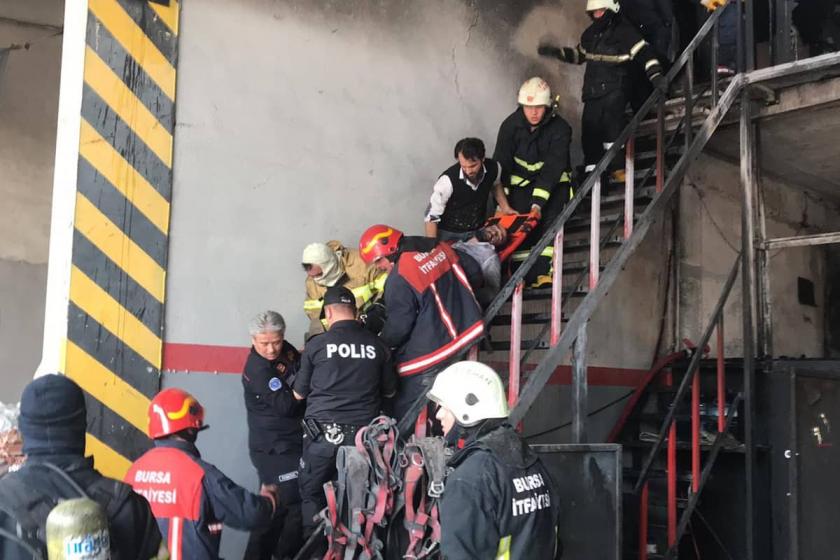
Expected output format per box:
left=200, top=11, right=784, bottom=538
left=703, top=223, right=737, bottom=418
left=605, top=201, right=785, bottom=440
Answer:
left=467, top=4, right=840, bottom=559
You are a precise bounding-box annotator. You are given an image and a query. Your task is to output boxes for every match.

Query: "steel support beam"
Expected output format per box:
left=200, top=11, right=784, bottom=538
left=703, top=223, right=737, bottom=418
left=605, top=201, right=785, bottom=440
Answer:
left=572, top=324, right=588, bottom=443
left=740, top=93, right=758, bottom=560
left=763, top=232, right=840, bottom=250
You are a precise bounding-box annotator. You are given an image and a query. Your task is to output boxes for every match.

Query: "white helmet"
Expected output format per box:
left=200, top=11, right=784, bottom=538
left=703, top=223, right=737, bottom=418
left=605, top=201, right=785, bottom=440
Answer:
left=427, top=361, right=509, bottom=427
left=517, top=77, right=552, bottom=107
left=586, top=0, right=620, bottom=12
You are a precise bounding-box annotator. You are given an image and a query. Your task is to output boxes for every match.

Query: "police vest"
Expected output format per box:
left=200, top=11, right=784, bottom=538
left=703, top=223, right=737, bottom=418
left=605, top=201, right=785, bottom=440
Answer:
left=438, top=159, right=497, bottom=233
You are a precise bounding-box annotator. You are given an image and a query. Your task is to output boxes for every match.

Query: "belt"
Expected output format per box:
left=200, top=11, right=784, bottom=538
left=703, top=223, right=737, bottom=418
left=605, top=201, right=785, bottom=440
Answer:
left=316, top=421, right=364, bottom=445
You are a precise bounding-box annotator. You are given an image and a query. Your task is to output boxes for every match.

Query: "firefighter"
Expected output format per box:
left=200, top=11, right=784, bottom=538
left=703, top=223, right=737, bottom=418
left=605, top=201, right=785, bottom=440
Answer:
left=292, top=286, right=397, bottom=540
left=126, top=388, right=277, bottom=560
left=242, top=310, right=304, bottom=559
left=493, top=77, right=573, bottom=287
left=428, top=361, right=562, bottom=559
left=302, top=241, right=387, bottom=340
left=621, top=0, right=674, bottom=110
left=424, top=137, right=516, bottom=242
left=538, top=0, right=667, bottom=179
left=358, top=224, right=485, bottom=428
left=0, top=375, right=163, bottom=560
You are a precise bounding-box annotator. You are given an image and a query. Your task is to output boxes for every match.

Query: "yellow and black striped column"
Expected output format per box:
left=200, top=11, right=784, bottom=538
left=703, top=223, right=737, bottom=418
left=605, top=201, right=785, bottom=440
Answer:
left=63, top=0, right=179, bottom=479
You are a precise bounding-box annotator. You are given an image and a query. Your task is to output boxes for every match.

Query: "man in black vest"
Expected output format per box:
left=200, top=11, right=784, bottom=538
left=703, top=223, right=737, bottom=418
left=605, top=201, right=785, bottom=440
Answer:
left=424, top=137, right=515, bottom=242
left=0, top=375, right=163, bottom=559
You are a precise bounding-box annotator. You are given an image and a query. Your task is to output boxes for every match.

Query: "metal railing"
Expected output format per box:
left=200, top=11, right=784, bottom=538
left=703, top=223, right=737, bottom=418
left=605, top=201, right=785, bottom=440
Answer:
left=497, top=5, right=744, bottom=429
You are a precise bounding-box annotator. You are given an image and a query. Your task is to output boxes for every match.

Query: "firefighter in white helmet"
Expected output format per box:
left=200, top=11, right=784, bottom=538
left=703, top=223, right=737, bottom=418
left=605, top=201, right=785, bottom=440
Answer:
left=428, top=361, right=562, bottom=559
left=301, top=241, right=387, bottom=339
left=538, top=0, right=667, bottom=182
left=492, top=77, right=573, bottom=288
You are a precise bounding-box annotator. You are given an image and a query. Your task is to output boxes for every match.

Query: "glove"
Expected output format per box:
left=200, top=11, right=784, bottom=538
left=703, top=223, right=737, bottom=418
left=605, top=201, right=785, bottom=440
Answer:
left=537, top=43, right=564, bottom=59
left=651, top=74, right=669, bottom=95
left=700, top=0, right=726, bottom=11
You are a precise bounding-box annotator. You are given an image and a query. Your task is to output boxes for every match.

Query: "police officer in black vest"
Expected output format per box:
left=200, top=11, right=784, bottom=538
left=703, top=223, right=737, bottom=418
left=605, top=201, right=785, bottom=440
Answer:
left=429, top=361, right=562, bottom=559
left=424, top=137, right=516, bottom=242
left=293, top=285, right=397, bottom=540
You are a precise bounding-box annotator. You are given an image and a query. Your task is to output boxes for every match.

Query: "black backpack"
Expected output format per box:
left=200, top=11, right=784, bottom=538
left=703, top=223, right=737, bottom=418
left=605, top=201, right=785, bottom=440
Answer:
left=0, top=462, right=141, bottom=559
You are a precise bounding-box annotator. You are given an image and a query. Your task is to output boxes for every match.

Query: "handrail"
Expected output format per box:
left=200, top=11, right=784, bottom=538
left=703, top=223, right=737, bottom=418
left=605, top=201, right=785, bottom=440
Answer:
left=509, top=75, right=744, bottom=426
left=632, top=253, right=742, bottom=493
left=483, top=0, right=733, bottom=326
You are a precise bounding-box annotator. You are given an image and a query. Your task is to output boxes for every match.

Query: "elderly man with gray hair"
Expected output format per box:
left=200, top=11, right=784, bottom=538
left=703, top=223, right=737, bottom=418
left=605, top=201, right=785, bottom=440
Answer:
left=242, top=310, right=305, bottom=560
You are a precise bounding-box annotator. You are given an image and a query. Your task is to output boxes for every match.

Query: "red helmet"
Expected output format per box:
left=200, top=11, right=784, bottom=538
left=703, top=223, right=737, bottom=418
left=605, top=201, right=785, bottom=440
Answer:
left=359, top=224, right=403, bottom=265
left=148, top=388, right=206, bottom=439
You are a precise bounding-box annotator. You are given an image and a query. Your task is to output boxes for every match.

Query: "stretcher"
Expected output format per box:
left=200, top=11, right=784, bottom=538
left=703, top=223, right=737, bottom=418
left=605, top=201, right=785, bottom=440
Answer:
left=483, top=212, right=540, bottom=262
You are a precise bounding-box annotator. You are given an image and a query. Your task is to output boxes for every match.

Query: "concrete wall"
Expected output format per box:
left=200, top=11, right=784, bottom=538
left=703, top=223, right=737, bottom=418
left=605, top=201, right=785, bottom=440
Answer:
left=679, top=152, right=840, bottom=359
left=163, top=1, right=591, bottom=556
left=165, top=0, right=590, bottom=352
left=0, top=1, right=63, bottom=402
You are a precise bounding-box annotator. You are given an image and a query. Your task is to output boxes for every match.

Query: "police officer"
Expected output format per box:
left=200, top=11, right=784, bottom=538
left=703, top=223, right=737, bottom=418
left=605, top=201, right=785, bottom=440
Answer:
left=428, top=361, right=562, bottom=559
left=538, top=0, right=666, bottom=179
left=242, top=310, right=305, bottom=559
left=127, top=388, right=277, bottom=560
left=292, top=285, right=397, bottom=540
left=0, top=375, right=163, bottom=560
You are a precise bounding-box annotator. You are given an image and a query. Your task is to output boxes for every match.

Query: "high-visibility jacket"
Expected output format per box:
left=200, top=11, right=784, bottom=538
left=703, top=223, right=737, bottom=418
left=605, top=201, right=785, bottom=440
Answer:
left=493, top=108, right=573, bottom=211
left=303, top=240, right=387, bottom=336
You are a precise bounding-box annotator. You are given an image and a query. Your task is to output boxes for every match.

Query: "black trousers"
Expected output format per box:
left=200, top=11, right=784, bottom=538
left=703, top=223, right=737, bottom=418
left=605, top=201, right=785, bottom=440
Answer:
left=245, top=449, right=303, bottom=560
left=299, top=435, right=341, bottom=538
left=582, top=89, right=629, bottom=169
left=507, top=186, right=570, bottom=282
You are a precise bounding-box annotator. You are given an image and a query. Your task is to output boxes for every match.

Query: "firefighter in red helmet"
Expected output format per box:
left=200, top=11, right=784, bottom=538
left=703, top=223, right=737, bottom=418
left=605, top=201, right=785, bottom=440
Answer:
left=126, top=388, right=278, bottom=560
left=358, top=224, right=484, bottom=431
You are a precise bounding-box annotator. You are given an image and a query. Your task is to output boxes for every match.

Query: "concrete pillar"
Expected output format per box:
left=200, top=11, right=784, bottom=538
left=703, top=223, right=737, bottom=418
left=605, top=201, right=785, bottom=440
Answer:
left=39, top=0, right=180, bottom=479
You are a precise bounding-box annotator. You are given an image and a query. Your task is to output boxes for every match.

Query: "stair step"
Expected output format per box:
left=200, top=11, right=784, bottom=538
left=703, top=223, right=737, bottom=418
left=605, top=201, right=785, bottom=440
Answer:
left=562, top=235, right=624, bottom=253
left=522, top=286, right=588, bottom=300
left=567, top=211, right=643, bottom=232
left=491, top=312, right=562, bottom=326
left=623, top=467, right=693, bottom=483
left=488, top=339, right=550, bottom=352
left=622, top=439, right=746, bottom=454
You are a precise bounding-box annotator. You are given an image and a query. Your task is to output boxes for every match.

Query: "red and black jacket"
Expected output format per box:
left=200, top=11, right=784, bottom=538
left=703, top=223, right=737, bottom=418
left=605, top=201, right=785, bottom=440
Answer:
left=126, top=439, right=273, bottom=560
left=379, top=237, right=484, bottom=376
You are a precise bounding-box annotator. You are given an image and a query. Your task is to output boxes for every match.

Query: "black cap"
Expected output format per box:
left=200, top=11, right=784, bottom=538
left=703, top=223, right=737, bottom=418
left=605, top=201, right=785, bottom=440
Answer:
left=324, top=286, right=356, bottom=307
left=19, top=374, right=87, bottom=456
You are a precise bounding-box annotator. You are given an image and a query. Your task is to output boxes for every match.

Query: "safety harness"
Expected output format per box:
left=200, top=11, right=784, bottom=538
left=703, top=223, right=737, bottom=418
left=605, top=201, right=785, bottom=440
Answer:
left=321, top=416, right=401, bottom=560
left=317, top=416, right=454, bottom=560
left=399, top=437, right=450, bottom=559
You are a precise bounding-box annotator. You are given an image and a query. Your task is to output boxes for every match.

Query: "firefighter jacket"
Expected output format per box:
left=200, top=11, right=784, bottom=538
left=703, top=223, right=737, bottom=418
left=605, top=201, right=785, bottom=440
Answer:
left=493, top=108, right=573, bottom=210
left=126, top=439, right=274, bottom=560
left=242, top=341, right=304, bottom=454
left=439, top=423, right=561, bottom=560
left=0, top=454, right=162, bottom=560
left=379, top=237, right=484, bottom=377
left=557, top=12, right=664, bottom=101
left=304, top=241, right=387, bottom=336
